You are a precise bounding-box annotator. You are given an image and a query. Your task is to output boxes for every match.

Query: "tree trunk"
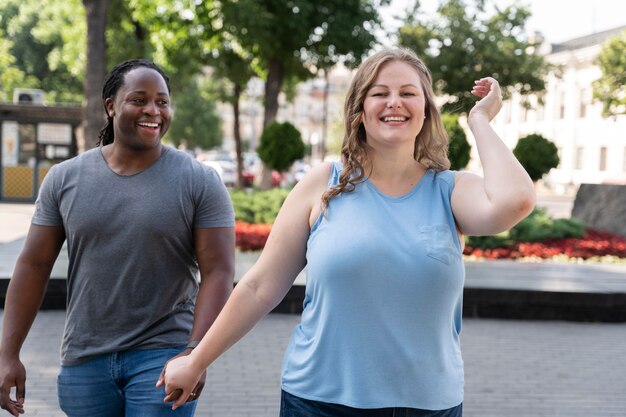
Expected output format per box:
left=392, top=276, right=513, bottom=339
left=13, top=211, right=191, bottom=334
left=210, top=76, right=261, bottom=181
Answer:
left=320, top=70, right=330, bottom=161
left=82, top=0, right=110, bottom=150
left=260, top=57, right=284, bottom=189
left=233, top=83, right=245, bottom=189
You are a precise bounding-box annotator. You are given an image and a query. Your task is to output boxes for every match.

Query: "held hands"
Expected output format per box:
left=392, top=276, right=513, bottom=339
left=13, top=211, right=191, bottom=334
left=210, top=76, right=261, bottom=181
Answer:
left=156, top=352, right=205, bottom=410
left=0, top=358, right=26, bottom=416
left=469, top=77, right=503, bottom=122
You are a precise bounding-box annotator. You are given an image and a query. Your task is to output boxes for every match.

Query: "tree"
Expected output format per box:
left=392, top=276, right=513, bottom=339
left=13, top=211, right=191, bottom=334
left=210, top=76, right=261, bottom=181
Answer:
left=398, top=0, right=550, bottom=113
left=165, top=75, right=222, bottom=150
left=0, top=0, right=84, bottom=103
left=210, top=45, right=257, bottom=188
left=221, top=0, right=384, bottom=128
left=441, top=113, right=470, bottom=170
left=512, top=134, right=559, bottom=182
left=220, top=0, right=385, bottom=187
left=593, top=30, right=626, bottom=117
left=0, top=38, right=39, bottom=101
left=257, top=122, right=306, bottom=174
left=83, top=0, right=110, bottom=149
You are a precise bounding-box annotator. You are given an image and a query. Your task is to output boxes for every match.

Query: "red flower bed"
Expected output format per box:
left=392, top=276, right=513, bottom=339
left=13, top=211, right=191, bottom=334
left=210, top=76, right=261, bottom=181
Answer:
left=463, top=228, right=626, bottom=260
left=235, top=221, right=272, bottom=251
left=236, top=222, right=626, bottom=261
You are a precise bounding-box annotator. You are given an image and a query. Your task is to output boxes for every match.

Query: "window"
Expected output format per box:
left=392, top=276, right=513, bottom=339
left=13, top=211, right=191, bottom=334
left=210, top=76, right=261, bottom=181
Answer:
left=579, top=88, right=591, bottom=118
left=574, top=146, right=584, bottom=170
left=559, top=91, right=566, bottom=119
left=599, top=147, right=607, bottom=171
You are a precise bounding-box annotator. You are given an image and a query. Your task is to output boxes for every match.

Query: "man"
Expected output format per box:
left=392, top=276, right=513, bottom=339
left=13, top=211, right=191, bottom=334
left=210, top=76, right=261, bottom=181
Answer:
left=0, top=59, right=235, bottom=416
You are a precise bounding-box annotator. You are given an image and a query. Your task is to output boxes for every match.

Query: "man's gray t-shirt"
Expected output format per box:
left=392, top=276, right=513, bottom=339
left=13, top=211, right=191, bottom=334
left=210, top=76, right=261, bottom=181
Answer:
left=33, top=147, right=234, bottom=365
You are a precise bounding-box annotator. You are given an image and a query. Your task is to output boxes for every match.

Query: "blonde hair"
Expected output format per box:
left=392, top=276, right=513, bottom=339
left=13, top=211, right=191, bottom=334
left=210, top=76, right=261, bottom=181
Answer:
left=321, top=48, right=450, bottom=211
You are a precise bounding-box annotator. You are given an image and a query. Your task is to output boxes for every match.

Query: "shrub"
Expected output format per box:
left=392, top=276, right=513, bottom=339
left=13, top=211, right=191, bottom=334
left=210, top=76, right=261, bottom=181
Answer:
left=230, top=188, right=290, bottom=224
left=509, top=208, right=585, bottom=242
left=257, top=121, right=306, bottom=173
left=513, top=133, right=560, bottom=182
left=466, top=232, right=513, bottom=249
left=466, top=208, right=585, bottom=249
left=441, top=113, right=471, bottom=170
left=235, top=221, right=272, bottom=251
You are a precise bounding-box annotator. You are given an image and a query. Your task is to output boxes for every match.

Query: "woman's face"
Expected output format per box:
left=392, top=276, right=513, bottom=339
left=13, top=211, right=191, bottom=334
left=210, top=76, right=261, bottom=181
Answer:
left=361, top=60, right=426, bottom=151
left=106, top=67, right=172, bottom=151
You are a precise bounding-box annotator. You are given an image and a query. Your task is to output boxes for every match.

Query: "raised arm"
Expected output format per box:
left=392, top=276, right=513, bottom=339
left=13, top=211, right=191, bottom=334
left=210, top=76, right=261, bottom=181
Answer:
left=451, top=77, right=535, bottom=236
left=0, top=224, right=65, bottom=416
left=157, top=163, right=332, bottom=409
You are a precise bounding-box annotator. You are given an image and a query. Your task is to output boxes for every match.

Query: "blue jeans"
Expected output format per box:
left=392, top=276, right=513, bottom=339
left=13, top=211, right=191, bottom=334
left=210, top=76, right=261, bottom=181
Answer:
left=57, top=347, right=197, bottom=417
left=280, top=390, right=462, bottom=417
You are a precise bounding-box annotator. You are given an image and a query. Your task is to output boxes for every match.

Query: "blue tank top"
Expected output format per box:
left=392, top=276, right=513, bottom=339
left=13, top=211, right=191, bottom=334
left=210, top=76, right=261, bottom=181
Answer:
left=281, top=163, right=465, bottom=410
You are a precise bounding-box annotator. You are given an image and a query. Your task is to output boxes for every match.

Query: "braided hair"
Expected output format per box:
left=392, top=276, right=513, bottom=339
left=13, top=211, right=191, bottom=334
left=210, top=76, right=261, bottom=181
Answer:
left=97, top=59, right=171, bottom=146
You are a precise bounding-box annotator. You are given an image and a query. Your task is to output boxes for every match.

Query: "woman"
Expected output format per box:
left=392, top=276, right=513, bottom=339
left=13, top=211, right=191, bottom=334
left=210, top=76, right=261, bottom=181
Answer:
left=157, top=48, right=534, bottom=416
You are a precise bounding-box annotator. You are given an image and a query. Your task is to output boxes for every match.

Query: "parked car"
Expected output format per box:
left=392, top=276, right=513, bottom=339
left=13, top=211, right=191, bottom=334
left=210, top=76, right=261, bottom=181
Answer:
left=202, top=160, right=237, bottom=187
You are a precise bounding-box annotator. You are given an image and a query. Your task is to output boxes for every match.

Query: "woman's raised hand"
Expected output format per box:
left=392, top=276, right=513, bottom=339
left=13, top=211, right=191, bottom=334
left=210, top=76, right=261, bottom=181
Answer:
left=469, top=77, right=503, bottom=122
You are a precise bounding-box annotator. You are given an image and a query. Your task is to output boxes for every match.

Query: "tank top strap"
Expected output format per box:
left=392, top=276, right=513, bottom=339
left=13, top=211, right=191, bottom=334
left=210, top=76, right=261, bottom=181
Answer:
left=328, top=161, right=343, bottom=188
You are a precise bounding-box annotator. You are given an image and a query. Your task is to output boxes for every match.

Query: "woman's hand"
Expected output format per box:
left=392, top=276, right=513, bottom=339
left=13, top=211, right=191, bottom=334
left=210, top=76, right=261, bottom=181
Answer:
left=469, top=77, right=503, bottom=122
left=156, top=354, right=204, bottom=410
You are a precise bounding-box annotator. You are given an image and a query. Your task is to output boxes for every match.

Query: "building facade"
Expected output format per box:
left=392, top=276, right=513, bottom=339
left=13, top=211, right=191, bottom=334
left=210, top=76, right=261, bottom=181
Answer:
left=489, top=26, right=626, bottom=193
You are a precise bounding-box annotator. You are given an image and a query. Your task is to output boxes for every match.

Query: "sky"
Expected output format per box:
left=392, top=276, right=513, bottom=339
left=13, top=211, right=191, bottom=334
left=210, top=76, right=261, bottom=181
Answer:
left=380, top=0, right=626, bottom=44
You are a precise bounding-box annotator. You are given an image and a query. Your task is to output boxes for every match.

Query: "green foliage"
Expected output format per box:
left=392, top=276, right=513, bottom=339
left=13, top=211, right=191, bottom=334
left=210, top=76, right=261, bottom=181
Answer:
left=467, top=208, right=585, bottom=248
left=0, top=0, right=84, bottom=103
left=467, top=233, right=513, bottom=249
left=593, top=29, right=626, bottom=117
left=165, top=76, right=222, bottom=150
left=398, top=0, right=550, bottom=113
left=509, top=208, right=585, bottom=242
left=513, top=133, right=560, bottom=182
left=0, top=37, right=39, bottom=101
left=230, top=188, right=290, bottom=224
left=219, top=0, right=386, bottom=125
left=441, top=113, right=471, bottom=170
left=257, top=122, right=306, bottom=172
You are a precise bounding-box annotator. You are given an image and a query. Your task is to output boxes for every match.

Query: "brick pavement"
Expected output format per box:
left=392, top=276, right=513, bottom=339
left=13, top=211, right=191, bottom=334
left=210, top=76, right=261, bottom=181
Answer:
left=4, top=311, right=626, bottom=417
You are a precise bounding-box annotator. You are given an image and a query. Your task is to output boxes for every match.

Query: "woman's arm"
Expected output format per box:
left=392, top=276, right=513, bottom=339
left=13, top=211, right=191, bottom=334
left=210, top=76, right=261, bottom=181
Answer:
left=156, top=163, right=332, bottom=409
left=451, top=77, right=535, bottom=236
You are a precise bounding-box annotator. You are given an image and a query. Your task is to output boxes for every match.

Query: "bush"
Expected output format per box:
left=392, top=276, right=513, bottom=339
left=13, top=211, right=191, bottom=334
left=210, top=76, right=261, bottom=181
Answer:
left=235, top=222, right=272, bottom=251
left=509, top=208, right=585, bottom=242
left=466, top=232, right=513, bottom=249
left=257, top=121, right=306, bottom=173
left=513, top=133, right=560, bottom=182
left=230, top=188, right=290, bottom=224
left=441, top=113, right=471, bottom=170
left=466, top=208, right=585, bottom=249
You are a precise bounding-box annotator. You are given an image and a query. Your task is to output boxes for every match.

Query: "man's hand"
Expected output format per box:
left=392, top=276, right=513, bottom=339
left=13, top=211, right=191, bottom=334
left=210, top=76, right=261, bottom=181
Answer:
left=0, top=357, right=26, bottom=416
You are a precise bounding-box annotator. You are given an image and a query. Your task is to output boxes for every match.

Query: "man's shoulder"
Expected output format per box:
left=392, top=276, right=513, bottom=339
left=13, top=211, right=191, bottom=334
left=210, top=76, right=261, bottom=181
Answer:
left=50, top=148, right=99, bottom=174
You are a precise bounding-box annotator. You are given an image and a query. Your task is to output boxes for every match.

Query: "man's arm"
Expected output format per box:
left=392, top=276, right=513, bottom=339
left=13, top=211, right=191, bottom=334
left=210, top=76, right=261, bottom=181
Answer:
left=0, top=224, right=65, bottom=416
left=190, top=226, right=235, bottom=346
left=160, top=226, right=235, bottom=402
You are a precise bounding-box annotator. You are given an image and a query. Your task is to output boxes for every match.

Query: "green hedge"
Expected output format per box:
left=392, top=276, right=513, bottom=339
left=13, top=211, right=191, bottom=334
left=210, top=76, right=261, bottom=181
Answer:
left=230, top=188, right=290, bottom=224
left=467, top=208, right=585, bottom=248
left=232, top=191, right=586, bottom=250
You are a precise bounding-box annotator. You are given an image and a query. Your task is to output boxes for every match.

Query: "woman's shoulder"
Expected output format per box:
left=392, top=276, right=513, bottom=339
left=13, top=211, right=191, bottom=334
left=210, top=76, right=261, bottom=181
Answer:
left=298, top=161, right=335, bottom=189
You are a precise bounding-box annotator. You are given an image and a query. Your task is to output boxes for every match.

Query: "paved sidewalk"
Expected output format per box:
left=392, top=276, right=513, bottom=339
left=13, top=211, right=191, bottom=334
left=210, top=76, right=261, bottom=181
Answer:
left=5, top=311, right=626, bottom=417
